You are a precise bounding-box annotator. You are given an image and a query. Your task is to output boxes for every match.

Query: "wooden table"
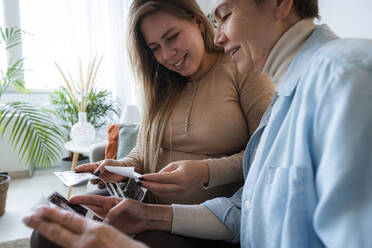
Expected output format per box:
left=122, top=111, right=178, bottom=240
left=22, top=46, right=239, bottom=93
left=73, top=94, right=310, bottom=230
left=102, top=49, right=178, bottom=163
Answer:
left=64, top=141, right=91, bottom=199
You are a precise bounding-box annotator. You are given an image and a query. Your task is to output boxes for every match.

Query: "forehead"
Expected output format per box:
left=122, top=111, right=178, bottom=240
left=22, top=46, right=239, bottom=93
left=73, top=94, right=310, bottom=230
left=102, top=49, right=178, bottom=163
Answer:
left=140, top=11, right=191, bottom=42
left=212, top=0, right=237, bottom=17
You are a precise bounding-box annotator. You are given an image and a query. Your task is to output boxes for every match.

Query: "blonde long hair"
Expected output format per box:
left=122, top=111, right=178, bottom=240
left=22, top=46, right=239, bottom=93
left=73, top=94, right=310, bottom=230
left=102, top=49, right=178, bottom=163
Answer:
left=128, top=0, right=222, bottom=173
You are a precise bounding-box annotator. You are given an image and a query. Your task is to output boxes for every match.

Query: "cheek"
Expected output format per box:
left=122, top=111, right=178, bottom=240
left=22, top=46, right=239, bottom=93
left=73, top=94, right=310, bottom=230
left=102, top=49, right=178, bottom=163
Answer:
left=152, top=52, right=164, bottom=65
left=187, top=36, right=205, bottom=61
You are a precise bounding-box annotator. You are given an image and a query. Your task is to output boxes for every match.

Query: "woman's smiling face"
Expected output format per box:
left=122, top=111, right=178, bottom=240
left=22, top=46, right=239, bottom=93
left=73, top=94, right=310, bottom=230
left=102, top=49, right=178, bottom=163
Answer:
left=212, top=0, right=283, bottom=74
left=140, top=11, right=208, bottom=80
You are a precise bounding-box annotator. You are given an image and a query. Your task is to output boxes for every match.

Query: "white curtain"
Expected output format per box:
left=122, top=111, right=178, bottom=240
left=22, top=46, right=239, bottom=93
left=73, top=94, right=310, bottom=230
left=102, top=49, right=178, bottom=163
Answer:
left=20, top=0, right=136, bottom=107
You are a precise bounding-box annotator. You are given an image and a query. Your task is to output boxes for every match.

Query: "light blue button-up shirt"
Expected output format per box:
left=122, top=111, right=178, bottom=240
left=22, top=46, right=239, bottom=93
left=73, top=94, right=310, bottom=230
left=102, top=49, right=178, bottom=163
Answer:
left=203, top=24, right=372, bottom=247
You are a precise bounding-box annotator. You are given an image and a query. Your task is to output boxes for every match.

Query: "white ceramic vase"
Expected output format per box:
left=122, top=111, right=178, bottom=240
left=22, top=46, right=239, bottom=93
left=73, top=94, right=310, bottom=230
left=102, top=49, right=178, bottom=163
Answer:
left=70, top=112, right=95, bottom=145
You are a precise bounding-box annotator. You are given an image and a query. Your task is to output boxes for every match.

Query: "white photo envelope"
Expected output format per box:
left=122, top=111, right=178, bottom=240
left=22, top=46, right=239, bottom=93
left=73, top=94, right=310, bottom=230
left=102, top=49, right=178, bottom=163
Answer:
left=104, top=166, right=142, bottom=179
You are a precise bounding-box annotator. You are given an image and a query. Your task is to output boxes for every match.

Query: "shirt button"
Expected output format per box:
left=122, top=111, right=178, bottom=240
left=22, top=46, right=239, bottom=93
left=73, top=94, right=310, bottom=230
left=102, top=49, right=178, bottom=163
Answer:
left=245, top=200, right=252, bottom=209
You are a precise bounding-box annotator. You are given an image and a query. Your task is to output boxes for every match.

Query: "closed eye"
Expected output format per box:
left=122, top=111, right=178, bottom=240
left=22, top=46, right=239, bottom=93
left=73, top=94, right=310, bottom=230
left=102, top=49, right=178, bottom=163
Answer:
left=167, top=32, right=180, bottom=41
left=222, top=13, right=231, bottom=22
left=150, top=45, right=159, bottom=52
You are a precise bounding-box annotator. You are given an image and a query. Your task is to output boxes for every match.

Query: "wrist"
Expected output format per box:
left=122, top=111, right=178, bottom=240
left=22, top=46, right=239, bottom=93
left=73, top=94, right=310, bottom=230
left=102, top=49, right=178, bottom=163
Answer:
left=199, top=161, right=210, bottom=185
left=143, top=204, right=173, bottom=232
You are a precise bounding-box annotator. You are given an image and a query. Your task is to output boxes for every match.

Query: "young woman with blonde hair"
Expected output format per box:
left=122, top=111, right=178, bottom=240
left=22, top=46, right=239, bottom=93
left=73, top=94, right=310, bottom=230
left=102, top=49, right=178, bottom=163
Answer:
left=77, top=0, right=274, bottom=205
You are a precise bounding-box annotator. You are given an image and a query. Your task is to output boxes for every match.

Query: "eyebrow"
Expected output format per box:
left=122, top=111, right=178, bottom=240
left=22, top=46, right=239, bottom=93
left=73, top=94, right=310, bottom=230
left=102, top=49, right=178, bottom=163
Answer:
left=213, top=2, right=228, bottom=19
left=147, top=27, right=177, bottom=47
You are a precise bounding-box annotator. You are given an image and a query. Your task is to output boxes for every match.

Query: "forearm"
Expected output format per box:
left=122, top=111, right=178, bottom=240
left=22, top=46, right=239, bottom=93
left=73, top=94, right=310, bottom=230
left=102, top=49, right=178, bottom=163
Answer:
left=203, top=151, right=244, bottom=188
left=171, top=204, right=233, bottom=240
left=143, top=204, right=173, bottom=232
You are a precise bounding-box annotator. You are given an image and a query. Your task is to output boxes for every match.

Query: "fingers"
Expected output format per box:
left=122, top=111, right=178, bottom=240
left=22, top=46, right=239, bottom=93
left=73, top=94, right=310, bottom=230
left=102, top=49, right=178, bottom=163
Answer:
left=23, top=207, right=81, bottom=247
left=140, top=181, right=181, bottom=195
left=35, top=207, right=86, bottom=233
left=25, top=215, right=77, bottom=247
left=92, top=160, right=127, bottom=183
left=90, top=179, right=100, bottom=185
left=75, top=162, right=99, bottom=173
left=100, top=174, right=125, bottom=183
left=69, top=195, right=110, bottom=207
left=140, top=171, right=179, bottom=184
left=98, top=181, right=106, bottom=189
left=70, top=195, right=121, bottom=209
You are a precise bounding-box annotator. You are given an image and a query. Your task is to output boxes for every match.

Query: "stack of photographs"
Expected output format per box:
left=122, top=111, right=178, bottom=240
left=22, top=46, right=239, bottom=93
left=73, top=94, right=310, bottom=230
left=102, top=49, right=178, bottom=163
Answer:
left=105, top=178, right=146, bottom=202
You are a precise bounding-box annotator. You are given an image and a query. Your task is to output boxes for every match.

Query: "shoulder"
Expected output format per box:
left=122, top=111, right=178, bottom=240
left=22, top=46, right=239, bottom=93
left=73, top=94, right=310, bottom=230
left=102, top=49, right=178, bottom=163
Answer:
left=301, top=38, right=372, bottom=92
left=313, top=38, right=372, bottom=73
left=298, top=38, right=372, bottom=106
left=213, top=54, right=274, bottom=93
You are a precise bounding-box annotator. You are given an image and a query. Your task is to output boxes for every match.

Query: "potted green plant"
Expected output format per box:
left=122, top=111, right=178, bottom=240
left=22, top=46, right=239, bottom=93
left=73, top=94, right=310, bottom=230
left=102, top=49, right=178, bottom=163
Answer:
left=0, top=173, right=10, bottom=216
left=0, top=27, right=64, bottom=168
left=51, top=58, right=120, bottom=167
left=0, top=27, right=64, bottom=215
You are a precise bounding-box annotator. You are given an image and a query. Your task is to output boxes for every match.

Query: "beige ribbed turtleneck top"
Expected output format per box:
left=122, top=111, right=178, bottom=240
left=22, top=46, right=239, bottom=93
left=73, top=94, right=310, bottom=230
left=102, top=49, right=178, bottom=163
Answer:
left=121, top=54, right=274, bottom=204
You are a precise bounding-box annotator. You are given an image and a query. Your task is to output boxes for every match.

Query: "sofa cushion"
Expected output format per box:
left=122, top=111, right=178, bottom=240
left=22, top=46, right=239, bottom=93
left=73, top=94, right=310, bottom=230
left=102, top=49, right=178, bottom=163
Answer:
left=117, top=123, right=139, bottom=159
left=105, top=124, right=119, bottom=159
left=104, top=123, right=139, bottom=160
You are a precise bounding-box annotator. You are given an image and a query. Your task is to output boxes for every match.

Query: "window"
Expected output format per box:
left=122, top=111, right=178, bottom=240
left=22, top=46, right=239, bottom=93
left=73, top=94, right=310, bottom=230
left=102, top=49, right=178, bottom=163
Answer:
left=0, top=1, right=7, bottom=73
left=19, top=0, right=76, bottom=90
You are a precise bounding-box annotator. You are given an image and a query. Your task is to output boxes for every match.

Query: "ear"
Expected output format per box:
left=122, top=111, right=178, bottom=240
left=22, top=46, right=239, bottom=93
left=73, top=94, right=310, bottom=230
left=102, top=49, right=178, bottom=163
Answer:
left=194, top=15, right=206, bottom=34
left=274, top=0, right=294, bottom=20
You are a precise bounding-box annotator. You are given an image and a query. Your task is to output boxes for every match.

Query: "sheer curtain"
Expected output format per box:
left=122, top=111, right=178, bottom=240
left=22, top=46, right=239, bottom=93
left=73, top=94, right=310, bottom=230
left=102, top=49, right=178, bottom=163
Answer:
left=0, top=1, right=7, bottom=72
left=19, top=0, right=135, bottom=106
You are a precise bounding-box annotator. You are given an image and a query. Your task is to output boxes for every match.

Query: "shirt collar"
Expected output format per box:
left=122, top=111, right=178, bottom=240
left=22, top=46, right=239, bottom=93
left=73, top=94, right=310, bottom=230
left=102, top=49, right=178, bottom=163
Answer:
left=276, top=24, right=339, bottom=96
left=262, top=19, right=316, bottom=85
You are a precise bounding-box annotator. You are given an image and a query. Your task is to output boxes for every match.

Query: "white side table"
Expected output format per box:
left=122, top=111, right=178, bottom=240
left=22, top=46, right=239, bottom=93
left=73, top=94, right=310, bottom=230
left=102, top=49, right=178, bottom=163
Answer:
left=64, top=141, right=92, bottom=199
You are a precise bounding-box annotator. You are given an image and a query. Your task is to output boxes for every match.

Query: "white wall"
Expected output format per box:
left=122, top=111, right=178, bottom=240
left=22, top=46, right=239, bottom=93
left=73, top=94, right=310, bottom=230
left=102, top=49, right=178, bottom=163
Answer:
left=318, top=0, right=372, bottom=39
left=197, top=0, right=213, bottom=15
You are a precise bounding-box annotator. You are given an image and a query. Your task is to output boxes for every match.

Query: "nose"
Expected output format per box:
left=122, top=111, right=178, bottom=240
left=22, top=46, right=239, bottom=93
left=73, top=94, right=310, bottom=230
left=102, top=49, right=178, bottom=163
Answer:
left=160, top=44, right=176, bottom=62
left=214, top=26, right=227, bottom=47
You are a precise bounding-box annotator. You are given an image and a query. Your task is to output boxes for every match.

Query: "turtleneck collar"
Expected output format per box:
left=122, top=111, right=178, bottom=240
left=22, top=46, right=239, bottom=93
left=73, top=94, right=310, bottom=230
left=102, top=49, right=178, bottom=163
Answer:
left=261, top=18, right=316, bottom=85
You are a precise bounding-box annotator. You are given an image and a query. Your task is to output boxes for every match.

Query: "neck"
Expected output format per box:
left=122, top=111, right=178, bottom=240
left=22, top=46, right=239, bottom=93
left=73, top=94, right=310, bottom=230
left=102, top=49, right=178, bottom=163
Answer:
left=258, top=13, right=302, bottom=72
left=261, top=18, right=316, bottom=84
left=189, top=52, right=219, bottom=81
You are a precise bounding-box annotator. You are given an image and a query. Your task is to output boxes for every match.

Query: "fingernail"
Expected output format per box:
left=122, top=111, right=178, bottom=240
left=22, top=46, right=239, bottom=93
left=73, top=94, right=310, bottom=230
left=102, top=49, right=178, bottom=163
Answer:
left=93, top=170, right=101, bottom=176
left=136, top=181, right=142, bottom=187
left=139, top=177, right=145, bottom=181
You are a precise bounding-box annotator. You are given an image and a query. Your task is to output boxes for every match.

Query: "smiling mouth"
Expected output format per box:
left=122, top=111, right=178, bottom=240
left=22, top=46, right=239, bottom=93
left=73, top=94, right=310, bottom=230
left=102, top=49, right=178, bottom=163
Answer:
left=230, top=47, right=240, bottom=57
left=174, top=54, right=187, bottom=68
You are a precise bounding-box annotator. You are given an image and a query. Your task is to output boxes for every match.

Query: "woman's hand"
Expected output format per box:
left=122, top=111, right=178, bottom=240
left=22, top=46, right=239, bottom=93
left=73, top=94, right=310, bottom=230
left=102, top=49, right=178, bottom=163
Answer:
left=106, top=198, right=148, bottom=235
left=69, top=195, right=122, bottom=219
left=106, top=199, right=173, bottom=235
left=75, top=159, right=127, bottom=188
left=139, top=160, right=209, bottom=197
left=23, top=206, right=148, bottom=248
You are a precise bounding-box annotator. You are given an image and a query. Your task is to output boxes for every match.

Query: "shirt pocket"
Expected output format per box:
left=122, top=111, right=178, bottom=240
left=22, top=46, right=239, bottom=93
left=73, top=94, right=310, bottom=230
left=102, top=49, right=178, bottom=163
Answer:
left=265, top=164, right=306, bottom=209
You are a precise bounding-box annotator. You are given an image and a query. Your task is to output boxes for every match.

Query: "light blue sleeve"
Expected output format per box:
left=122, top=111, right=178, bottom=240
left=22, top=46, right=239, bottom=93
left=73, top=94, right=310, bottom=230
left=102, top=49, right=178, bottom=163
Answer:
left=202, top=187, right=242, bottom=243
left=310, top=54, right=372, bottom=247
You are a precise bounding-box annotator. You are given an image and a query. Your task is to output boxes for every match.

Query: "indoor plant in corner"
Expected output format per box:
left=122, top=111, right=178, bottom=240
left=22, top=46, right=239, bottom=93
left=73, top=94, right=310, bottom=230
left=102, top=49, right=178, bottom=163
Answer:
left=0, top=27, right=64, bottom=216
left=52, top=57, right=120, bottom=168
